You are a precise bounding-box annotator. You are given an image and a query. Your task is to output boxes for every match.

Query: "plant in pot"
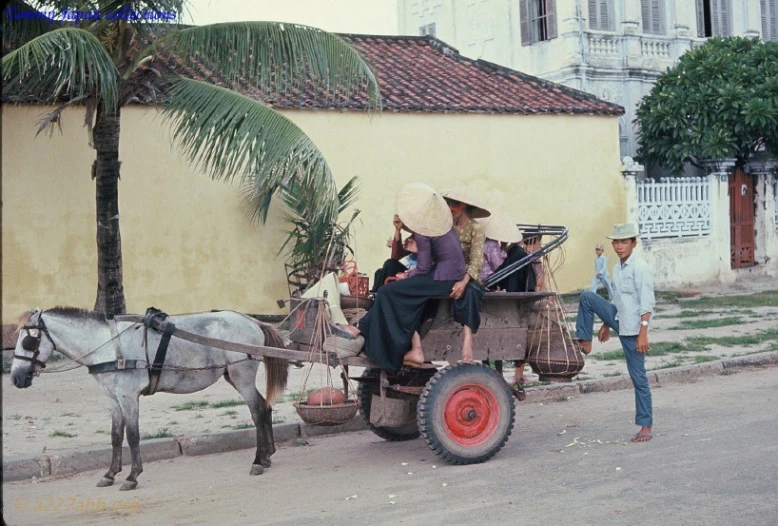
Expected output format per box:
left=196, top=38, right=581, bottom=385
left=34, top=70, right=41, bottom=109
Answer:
left=277, top=176, right=361, bottom=297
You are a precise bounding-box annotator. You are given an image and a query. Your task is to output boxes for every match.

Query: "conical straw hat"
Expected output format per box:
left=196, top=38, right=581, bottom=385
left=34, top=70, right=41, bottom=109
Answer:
left=441, top=185, right=491, bottom=219
left=480, top=207, right=523, bottom=244
left=395, top=182, right=453, bottom=237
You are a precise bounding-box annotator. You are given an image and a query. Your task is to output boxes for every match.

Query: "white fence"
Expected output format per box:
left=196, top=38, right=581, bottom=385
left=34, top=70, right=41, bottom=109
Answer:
left=637, top=177, right=712, bottom=239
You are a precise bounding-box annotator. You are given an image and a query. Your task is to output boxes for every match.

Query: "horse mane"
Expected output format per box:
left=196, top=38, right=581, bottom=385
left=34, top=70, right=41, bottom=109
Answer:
left=46, top=306, right=107, bottom=323
left=15, top=310, right=36, bottom=334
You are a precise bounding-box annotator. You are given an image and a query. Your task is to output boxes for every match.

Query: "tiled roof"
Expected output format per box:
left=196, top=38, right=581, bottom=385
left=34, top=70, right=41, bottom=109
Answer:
left=151, top=34, right=623, bottom=116
left=338, top=35, right=623, bottom=116
left=4, top=31, right=623, bottom=116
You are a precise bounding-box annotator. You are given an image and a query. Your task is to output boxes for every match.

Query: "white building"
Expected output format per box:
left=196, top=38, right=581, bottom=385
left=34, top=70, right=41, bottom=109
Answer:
left=399, top=1, right=778, bottom=160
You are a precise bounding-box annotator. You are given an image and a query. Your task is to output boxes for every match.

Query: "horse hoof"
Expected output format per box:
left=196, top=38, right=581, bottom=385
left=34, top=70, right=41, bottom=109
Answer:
left=250, top=464, right=264, bottom=476
left=261, top=459, right=272, bottom=468
left=119, top=481, right=138, bottom=491
left=96, top=477, right=114, bottom=487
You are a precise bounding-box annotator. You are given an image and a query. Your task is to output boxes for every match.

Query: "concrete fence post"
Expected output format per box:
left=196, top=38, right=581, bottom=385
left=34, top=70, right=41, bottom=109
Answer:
left=621, top=156, right=643, bottom=225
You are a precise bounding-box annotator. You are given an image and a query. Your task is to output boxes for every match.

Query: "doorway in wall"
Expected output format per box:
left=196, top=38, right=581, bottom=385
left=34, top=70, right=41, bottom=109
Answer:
left=729, top=167, right=756, bottom=268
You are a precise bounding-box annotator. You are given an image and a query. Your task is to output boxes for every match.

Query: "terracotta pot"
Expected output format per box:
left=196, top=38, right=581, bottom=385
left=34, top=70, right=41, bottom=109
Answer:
left=526, top=328, right=585, bottom=383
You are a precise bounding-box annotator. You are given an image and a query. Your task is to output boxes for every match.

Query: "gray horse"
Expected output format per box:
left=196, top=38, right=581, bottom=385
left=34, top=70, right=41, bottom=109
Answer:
left=10, top=307, right=288, bottom=490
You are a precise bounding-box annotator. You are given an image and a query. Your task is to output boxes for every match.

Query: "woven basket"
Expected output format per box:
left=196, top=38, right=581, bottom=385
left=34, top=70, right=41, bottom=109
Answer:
left=295, top=400, right=358, bottom=426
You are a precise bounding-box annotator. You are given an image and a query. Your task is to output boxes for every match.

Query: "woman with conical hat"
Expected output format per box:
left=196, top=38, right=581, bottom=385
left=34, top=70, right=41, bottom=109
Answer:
left=343, top=182, right=466, bottom=370
left=479, top=207, right=523, bottom=282
left=440, top=184, right=491, bottom=362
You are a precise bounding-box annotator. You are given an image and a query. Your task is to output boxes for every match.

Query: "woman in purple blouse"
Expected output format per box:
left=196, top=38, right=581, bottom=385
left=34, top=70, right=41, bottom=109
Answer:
left=344, top=183, right=466, bottom=371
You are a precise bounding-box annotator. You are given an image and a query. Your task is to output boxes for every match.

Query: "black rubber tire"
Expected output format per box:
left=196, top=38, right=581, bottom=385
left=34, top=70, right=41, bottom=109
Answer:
left=417, top=362, right=515, bottom=464
left=358, top=369, right=420, bottom=442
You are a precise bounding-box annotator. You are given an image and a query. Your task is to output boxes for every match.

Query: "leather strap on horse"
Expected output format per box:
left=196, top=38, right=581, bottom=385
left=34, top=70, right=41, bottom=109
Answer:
left=144, top=308, right=176, bottom=396
left=88, top=360, right=147, bottom=375
left=87, top=319, right=147, bottom=375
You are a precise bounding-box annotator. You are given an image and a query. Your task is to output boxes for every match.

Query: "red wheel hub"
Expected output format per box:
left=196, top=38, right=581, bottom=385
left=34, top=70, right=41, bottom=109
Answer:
left=442, top=383, right=500, bottom=446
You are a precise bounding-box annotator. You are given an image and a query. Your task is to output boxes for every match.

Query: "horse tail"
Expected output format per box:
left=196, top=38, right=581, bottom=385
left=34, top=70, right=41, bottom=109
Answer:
left=259, top=324, right=289, bottom=406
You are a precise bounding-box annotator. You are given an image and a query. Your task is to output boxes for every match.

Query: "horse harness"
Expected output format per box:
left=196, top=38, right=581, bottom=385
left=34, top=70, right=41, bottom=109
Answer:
left=14, top=311, right=55, bottom=370
left=86, top=307, right=176, bottom=396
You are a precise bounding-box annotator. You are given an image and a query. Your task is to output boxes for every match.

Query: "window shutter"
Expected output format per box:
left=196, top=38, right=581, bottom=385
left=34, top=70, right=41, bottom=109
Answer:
left=762, top=0, right=770, bottom=40
left=588, top=0, right=599, bottom=29
left=697, top=0, right=706, bottom=37
left=641, top=0, right=651, bottom=32
left=546, top=0, right=558, bottom=39
left=600, top=0, right=611, bottom=30
left=719, top=0, right=730, bottom=36
left=771, top=0, right=778, bottom=41
left=651, top=0, right=662, bottom=34
left=711, top=0, right=721, bottom=36
left=520, top=0, right=531, bottom=45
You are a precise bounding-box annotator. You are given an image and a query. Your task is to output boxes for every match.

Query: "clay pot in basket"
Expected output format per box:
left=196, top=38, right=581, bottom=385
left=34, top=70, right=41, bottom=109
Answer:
left=526, top=328, right=585, bottom=383
left=306, top=387, right=347, bottom=406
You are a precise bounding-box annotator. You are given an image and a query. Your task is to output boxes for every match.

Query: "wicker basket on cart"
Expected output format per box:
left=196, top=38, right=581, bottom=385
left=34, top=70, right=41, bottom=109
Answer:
left=294, top=400, right=358, bottom=426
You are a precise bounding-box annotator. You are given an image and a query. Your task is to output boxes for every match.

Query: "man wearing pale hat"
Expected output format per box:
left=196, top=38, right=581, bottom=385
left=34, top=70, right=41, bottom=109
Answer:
left=575, top=223, right=656, bottom=443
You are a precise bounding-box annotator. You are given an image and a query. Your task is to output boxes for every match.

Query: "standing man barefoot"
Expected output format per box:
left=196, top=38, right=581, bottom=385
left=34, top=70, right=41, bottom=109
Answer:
left=575, top=223, right=656, bottom=443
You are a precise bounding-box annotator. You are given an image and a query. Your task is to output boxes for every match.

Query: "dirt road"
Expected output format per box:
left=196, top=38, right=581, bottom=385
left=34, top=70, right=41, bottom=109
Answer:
left=4, top=365, right=777, bottom=526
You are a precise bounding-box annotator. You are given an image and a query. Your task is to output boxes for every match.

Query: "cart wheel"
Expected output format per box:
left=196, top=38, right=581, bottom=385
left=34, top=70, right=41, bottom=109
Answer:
left=358, top=369, right=420, bottom=442
left=418, top=362, right=515, bottom=464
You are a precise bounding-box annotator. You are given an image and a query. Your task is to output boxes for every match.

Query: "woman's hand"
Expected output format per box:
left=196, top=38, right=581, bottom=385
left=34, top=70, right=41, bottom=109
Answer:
left=393, top=214, right=403, bottom=231
left=450, top=274, right=471, bottom=299
left=404, top=237, right=418, bottom=253
left=597, top=324, right=610, bottom=343
left=396, top=271, right=409, bottom=280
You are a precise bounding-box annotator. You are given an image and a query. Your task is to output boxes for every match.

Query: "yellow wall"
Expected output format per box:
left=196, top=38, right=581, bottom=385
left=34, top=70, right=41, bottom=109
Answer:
left=1, top=104, right=624, bottom=323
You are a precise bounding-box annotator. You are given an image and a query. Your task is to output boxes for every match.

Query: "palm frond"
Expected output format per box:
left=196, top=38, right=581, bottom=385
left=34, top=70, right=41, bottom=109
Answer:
left=1, top=0, right=61, bottom=48
left=162, top=77, right=338, bottom=223
left=144, top=21, right=381, bottom=111
left=2, top=26, right=120, bottom=110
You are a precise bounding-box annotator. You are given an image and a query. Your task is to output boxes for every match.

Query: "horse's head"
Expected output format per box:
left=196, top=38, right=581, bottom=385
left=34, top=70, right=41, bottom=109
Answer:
left=11, top=309, right=56, bottom=388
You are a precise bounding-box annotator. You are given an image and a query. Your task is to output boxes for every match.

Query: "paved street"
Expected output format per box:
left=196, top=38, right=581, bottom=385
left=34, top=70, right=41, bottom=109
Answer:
left=3, top=365, right=778, bottom=526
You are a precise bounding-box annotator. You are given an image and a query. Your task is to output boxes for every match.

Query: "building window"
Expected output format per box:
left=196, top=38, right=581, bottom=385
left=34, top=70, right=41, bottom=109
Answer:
left=641, top=0, right=664, bottom=34
left=419, top=23, right=436, bottom=37
left=696, top=0, right=732, bottom=37
left=762, top=0, right=778, bottom=41
left=520, top=0, right=557, bottom=45
left=588, top=0, right=614, bottom=31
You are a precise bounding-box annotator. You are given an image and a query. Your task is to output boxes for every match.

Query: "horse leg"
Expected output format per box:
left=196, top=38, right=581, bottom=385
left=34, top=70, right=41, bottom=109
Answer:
left=117, top=392, right=143, bottom=491
left=225, top=363, right=274, bottom=475
left=97, top=396, right=124, bottom=487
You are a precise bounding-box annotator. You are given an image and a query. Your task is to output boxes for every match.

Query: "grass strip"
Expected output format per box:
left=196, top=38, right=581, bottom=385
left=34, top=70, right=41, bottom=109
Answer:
left=670, top=317, right=744, bottom=331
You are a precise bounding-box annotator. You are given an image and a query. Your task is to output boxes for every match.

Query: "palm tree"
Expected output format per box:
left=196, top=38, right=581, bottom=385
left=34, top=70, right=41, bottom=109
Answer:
left=2, top=1, right=380, bottom=317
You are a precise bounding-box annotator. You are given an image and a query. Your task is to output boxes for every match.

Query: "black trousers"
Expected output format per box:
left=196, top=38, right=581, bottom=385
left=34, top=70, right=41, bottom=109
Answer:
left=358, top=273, right=456, bottom=372
left=453, top=280, right=485, bottom=332
left=370, top=259, right=408, bottom=294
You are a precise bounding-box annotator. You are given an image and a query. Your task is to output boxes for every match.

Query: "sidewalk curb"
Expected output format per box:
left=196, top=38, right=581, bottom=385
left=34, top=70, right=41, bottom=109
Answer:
left=4, top=351, right=776, bottom=482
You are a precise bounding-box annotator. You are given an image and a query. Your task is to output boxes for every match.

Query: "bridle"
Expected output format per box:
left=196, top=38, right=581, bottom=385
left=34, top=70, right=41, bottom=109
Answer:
left=14, top=310, right=56, bottom=370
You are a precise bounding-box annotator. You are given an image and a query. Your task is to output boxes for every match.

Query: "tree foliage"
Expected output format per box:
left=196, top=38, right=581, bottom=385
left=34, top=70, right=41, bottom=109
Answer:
left=635, top=37, right=778, bottom=174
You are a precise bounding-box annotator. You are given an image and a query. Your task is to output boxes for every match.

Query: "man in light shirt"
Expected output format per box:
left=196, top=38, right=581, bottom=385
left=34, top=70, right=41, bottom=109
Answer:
left=575, top=224, right=656, bottom=443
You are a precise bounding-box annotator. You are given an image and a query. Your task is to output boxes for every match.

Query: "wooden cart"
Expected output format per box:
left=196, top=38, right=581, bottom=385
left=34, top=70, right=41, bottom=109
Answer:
left=282, top=224, right=580, bottom=465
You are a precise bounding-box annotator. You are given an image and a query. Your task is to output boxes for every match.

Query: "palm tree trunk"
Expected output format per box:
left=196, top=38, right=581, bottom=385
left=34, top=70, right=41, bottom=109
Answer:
left=92, top=103, right=126, bottom=318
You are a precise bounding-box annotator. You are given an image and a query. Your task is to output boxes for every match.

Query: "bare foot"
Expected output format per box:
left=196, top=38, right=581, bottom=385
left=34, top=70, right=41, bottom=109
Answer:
left=403, top=348, right=425, bottom=364
left=631, top=426, right=653, bottom=442
left=577, top=339, right=592, bottom=355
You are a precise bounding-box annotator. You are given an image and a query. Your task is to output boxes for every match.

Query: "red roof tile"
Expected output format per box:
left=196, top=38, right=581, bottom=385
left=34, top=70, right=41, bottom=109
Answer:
left=333, top=35, right=623, bottom=116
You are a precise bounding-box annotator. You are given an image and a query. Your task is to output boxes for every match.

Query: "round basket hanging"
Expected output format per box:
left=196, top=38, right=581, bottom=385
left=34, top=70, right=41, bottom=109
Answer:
left=295, top=400, right=358, bottom=426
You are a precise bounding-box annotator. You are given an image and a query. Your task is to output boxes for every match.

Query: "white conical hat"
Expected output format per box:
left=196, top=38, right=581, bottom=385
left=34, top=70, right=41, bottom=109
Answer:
left=395, top=182, right=453, bottom=237
left=480, top=207, right=523, bottom=244
left=441, top=184, right=491, bottom=219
